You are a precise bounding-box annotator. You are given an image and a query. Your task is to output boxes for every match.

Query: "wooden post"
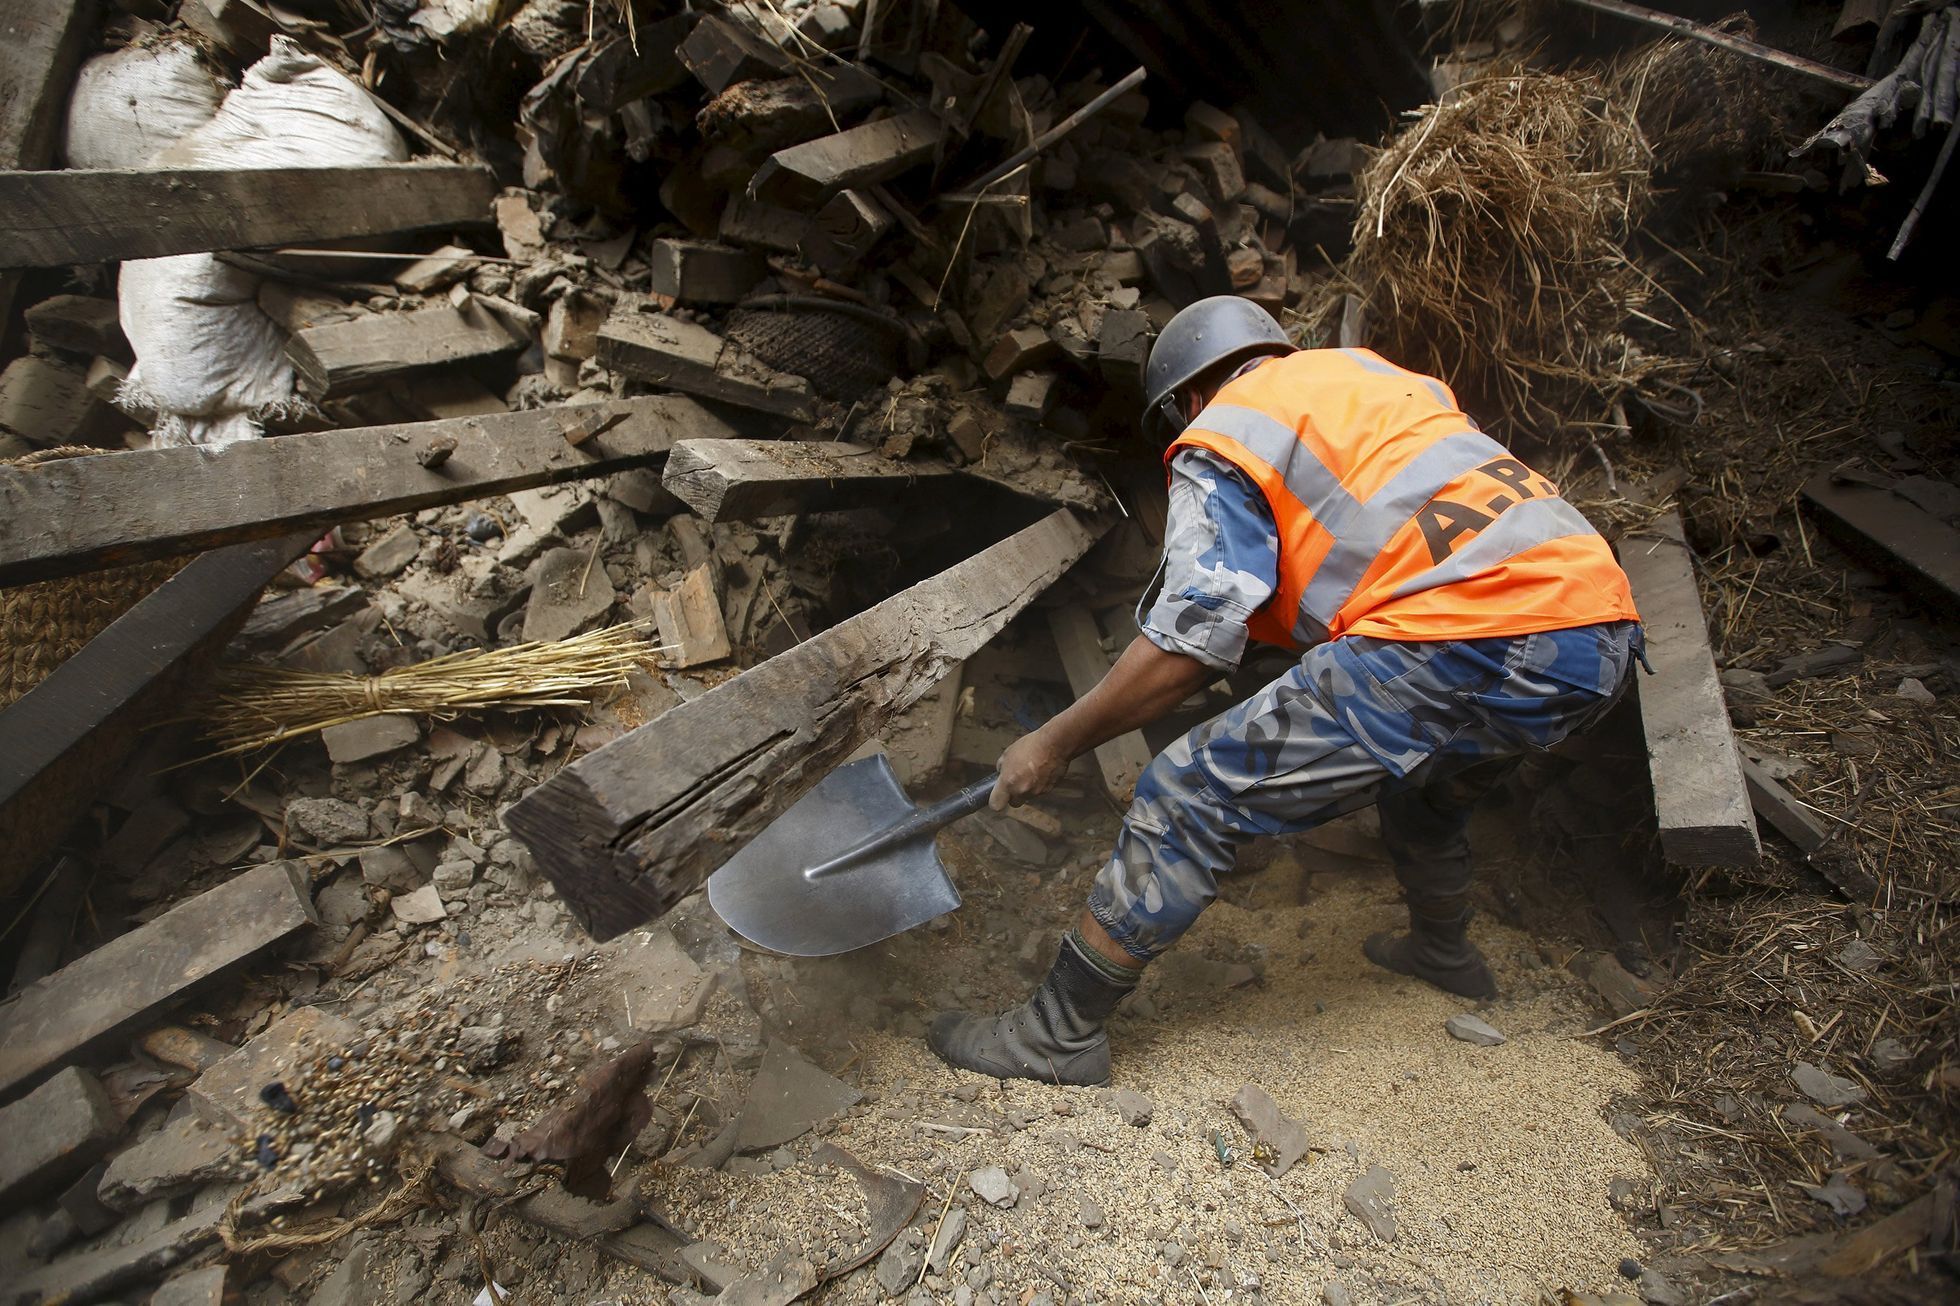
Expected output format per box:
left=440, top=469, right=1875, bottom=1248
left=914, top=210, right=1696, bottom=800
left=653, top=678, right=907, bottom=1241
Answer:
left=596, top=308, right=817, bottom=421
left=0, top=398, right=736, bottom=587
left=0, top=0, right=99, bottom=340
left=0, top=860, right=317, bottom=1097
left=0, top=165, right=497, bottom=269
left=1560, top=0, right=1873, bottom=92
left=504, top=510, right=1102, bottom=940
left=1620, top=511, right=1762, bottom=866
left=752, top=110, right=946, bottom=208
left=661, top=439, right=958, bottom=522
left=1047, top=607, right=1154, bottom=804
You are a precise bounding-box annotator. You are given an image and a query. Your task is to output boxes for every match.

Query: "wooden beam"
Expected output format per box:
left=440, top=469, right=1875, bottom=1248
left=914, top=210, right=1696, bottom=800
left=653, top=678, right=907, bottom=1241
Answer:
left=0, top=164, right=498, bottom=269
left=1740, top=758, right=1827, bottom=857
left=1802, top=471, right=1960, bottom=613
left=752, top=110, right=945, bottom=208
left=286, top=303, right=523, bottom=399
left=661, top=439, right=958, bottom=523
left=0, top=861, right=317, bottom=1097
left=0, top=533, right=314, bottom=899
left=596, top=308, right=817, bottom=421
left=1047, top=607, right=1153, bottom=804
left=1560, top=0, right=1873, bottom=93
left=504, top=509, right=1102, bottom=940
left=1621, top=511, right=1762, bottom=866
left=0, top=398, right=735, bottom=587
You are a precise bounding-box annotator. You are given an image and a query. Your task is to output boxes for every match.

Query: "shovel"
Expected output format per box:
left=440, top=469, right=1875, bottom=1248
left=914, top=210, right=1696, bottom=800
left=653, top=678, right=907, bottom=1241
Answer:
left=706, top=754, right=996, bottom=957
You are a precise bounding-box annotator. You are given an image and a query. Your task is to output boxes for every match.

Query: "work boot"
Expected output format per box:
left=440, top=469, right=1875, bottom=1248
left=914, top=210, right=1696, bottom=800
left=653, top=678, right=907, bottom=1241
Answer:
left=928, top=932, right=1138, bottom=1086
left=1363, top=896, right=1497, bottom=1000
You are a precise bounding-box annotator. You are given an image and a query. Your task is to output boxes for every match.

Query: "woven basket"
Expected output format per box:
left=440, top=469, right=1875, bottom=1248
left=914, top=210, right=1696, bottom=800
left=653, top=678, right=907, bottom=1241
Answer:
left=1, top=448, right=181, bottom=707
left=1, top=447, right=183, bottom=899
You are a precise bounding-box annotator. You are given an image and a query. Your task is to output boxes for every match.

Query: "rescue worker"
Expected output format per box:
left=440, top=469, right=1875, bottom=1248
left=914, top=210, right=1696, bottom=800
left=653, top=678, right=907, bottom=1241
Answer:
left=928, top=297, right=1644, bottom=1087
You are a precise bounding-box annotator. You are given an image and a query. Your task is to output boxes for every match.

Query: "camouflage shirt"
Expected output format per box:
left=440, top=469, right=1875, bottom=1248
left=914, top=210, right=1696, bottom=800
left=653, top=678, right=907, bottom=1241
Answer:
left=1140, top=448, right=1279, bottom=672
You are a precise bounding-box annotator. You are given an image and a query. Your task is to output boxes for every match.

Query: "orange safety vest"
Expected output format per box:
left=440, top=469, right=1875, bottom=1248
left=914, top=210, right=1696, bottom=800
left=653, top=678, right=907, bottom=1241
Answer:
left=1168, top=348, right=1639, bottom=647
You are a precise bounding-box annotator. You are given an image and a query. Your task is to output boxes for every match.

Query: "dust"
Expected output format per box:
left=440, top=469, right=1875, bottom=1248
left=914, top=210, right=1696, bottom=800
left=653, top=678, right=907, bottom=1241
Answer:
left=657, top=863, right=1651, bottom=1304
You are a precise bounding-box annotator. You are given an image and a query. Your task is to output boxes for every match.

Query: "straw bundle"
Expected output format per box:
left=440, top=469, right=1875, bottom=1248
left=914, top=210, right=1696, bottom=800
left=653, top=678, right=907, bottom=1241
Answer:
left=202, top=621, right=661, bottom=757
left=1340, top=68, right=1659, bottom=445
left=1609, top=27, right=1783, bottom=182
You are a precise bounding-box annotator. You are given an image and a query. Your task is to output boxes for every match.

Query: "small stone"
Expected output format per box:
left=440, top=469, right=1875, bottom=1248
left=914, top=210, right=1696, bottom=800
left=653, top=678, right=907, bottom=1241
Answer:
left=1445, top=1013, right=1506, bottom=1046
left=927, top=1206, right=967, bottom=1273
left=1104, top=1088, right=1154, bottom=1127
left=1637, top=1267, right=1686, bottom=1306
left=1836, top=939, right=1880, bottom=972
left=359, top=845, right=421, bottom=892
left=322, top=713, right=420, bottom=763
left=1895, top=677, right=1936, bottom=706
left=967, top=1166, right=1018, bottom=1207
left=875, top=1227, right=924, bottom=1297
left=1162, top=1241, right=1185, bottom=1267
left=284, top=796, right=370, bottom=846
left=1229, top=1083, right=1309, bottom=1177
left=391, top=884, right=449, bottom=926
left=1152, top=1150, right=1177, bottom=1172
left=1343, top=1165, right=1396, bottom=1242
left=362, top=1110, right=401, bottom=1156
left=1792, top=1060, right=1867, bottom=1108
left=1869, top=1037, right=1912, bottom=1075
left=1798, top=1171, right=1867, bottom=1217
left=354, top=524, right=420, bottom=579
left=1619, top=1258, right=1641, bottom=1279
left=1322, top=1283, right=1352, bottom=1306
left=431, top=859, right=476, bottom=894
left=1078, top=1196, right=1104, bottom=1229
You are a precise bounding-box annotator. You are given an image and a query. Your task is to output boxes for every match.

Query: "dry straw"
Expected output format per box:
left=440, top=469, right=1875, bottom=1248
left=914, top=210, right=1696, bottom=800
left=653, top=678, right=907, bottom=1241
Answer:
left=1333, top=67, right=1659, bottom=445
left=202, top=621, right=663, bottom=757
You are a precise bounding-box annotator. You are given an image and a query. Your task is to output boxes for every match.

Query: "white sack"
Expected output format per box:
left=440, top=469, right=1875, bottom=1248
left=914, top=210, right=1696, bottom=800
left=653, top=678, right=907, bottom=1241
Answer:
left=63, top=39, right=226, bottom=169
left=120, top=38, right=409, bottom=448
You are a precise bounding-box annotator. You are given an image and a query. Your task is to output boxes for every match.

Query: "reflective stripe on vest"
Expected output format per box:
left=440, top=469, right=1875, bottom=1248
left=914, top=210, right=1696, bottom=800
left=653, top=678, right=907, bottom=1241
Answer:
left=1168, top=348, right=1632, bottom=647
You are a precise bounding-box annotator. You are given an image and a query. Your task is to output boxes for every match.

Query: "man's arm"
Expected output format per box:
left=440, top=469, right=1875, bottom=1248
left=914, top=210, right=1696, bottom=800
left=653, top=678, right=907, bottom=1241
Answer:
left=991, top=635, right=1211, bottom=809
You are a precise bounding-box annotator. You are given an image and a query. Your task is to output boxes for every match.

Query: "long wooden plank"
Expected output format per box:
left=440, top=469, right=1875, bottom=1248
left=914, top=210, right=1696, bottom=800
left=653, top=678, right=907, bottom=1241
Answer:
left=505, top=509, right=1102, bottom=940
left=1621, top=511, right=1762, bottom=866
left=0, top=164, right=497, bottom=269
left=1046, top=607, right=1153, bottom=804
left=286, top=303, right=523, bottom=399
left=0, top=532, right=315, bottom=899
left=0, top=397, right=737, bottom=587
left=661, top=438, right=958, bottom=522
left=0, top=861, right=317, bottom=1096
left=1801, top=471, right=1960, bottom=612
left=1560, top=0, right=1873, bottom=92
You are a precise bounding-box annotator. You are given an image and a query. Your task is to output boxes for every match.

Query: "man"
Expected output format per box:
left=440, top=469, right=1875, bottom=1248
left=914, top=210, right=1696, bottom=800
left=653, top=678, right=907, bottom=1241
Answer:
left=929, top=297, right=1643, bottom=1087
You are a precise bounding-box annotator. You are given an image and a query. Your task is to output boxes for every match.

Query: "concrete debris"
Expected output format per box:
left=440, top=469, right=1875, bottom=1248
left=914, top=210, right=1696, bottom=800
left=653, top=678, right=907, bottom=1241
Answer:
left=1103, top=1087, right=1154, bottom=1127
left=0, top=1067, right=120, bottom=1205
left=1229, top=1083, right=1310, bottom=1177
left=390, top=884, right=450, bottom=925
left=1444, top=1013, right=1506, bottom=1046
left=874, top=1226, right=925, bottom=1297
left=1791, top=1060, right=1868, bottom=1108
left=968, top=1165, right=1018, bottom=1207
left=321, top=712, right=420, bottom=763
left=1343, top=1165, right=1397, bottom=1242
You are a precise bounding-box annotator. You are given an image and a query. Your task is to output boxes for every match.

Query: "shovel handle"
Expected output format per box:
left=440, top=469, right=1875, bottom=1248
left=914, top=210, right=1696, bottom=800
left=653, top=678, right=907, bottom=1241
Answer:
left=803, top=773, right=997, bottom=880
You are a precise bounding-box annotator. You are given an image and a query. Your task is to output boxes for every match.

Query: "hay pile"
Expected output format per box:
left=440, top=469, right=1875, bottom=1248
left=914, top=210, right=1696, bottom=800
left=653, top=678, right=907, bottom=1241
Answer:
left=1339, top=68, right=1660, bottom=445
left=1609, top=27, right=1784, bottom=183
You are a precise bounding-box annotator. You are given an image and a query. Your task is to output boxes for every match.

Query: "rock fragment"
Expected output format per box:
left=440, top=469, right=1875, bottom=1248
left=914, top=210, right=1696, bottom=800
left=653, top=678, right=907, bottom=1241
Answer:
left=1229, top=1083, right=1309, bottom=1177
left=1103, top=1087, right=1154, bottom=1127
left=874, top=1226, right=924, bottom=1297
left=1343, top=1165, right=1396, bottom=1242
left=1791, top=1060, right=1867, bottom=1108
left=926, top=1205, right=966, bottom=1273
left=1445, top=1013, right=1506, bottom=1046
left=0, top=1067, right=120, bottom=1204
left=391, top=884, right=449, bottom=925
left=967, top=1165, right=1018, bottom=1207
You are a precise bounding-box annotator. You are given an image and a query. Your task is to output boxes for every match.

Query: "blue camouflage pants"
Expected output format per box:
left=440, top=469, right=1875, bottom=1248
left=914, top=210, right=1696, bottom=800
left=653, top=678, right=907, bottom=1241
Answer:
left=1087, top=621, right=1642, bottom=961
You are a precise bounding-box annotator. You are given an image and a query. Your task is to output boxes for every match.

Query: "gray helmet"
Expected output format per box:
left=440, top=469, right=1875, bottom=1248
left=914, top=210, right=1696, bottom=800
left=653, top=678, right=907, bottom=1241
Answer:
left=1143, top=296, right=1294, bottom=438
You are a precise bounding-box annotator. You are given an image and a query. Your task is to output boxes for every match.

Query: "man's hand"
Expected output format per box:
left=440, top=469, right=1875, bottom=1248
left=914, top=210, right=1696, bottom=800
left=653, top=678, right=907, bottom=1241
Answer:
left=986, top=633, right=1214, bottom=812
left=992, top=729, right=1070, bottom=810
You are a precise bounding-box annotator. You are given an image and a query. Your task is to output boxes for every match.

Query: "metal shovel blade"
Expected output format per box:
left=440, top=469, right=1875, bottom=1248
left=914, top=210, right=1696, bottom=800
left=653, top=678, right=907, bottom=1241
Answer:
left=707, top=754, right=962, bottom=957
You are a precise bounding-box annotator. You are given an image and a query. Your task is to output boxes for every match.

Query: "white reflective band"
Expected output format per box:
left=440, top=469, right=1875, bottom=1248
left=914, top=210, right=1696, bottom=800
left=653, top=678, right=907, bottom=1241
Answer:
left=1389, top=497, right=1598, bottom=600
left=1340, top=348, right=1455, bottom=409
left=1186, top=403, right=1356, bottom=525
left=1296, top=430, right=1508, bottom=641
